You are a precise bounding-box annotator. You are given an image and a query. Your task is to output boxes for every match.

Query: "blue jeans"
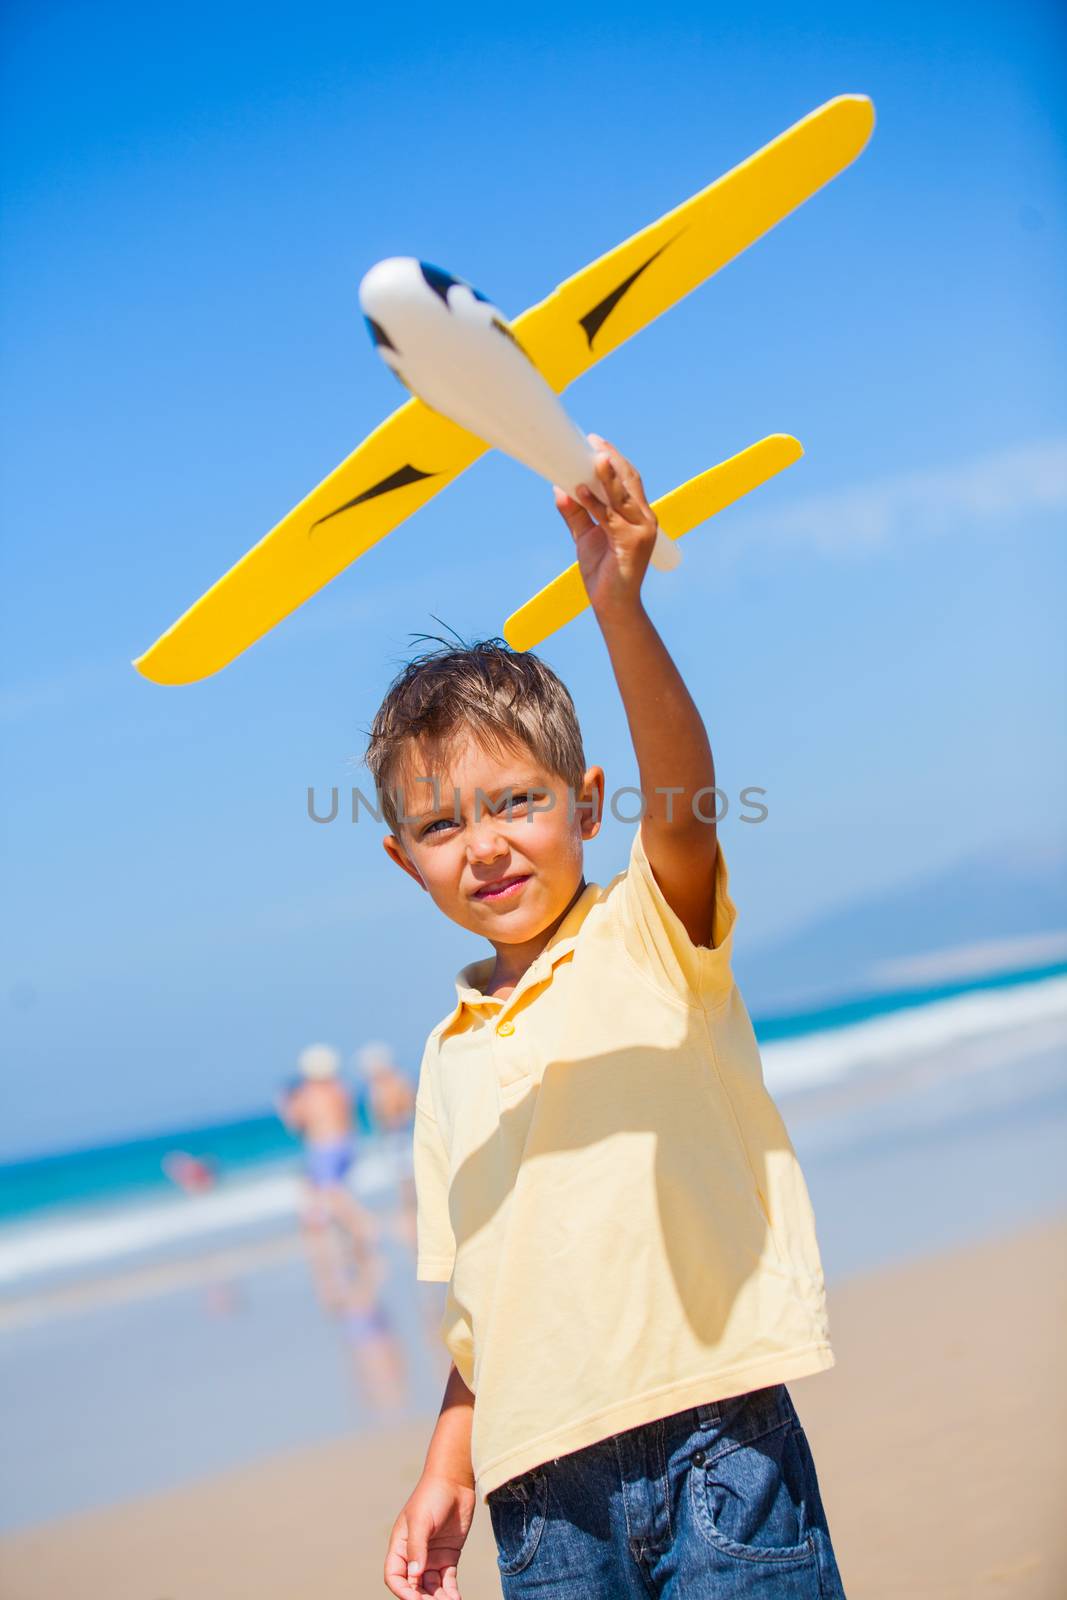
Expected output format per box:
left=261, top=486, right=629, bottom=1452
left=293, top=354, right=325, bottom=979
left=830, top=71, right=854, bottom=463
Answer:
left=486, top=1384, right=846, bottom=1597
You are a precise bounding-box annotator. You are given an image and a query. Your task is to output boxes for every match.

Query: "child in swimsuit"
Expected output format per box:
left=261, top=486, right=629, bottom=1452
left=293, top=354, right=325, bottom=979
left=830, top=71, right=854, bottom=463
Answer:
left=275, top=1044, right=371, bottom=1245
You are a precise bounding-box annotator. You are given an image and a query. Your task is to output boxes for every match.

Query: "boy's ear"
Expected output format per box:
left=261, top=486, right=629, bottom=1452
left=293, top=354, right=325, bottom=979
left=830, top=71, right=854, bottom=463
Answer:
left=577, top=766, right=605, bottom=840
left=382, top=833, right=428, bottom=890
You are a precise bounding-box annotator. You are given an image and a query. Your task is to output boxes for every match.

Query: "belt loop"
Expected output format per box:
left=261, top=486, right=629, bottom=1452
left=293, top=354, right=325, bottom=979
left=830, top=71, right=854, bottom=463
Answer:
left=695, top=1401, right=721, bottom=1430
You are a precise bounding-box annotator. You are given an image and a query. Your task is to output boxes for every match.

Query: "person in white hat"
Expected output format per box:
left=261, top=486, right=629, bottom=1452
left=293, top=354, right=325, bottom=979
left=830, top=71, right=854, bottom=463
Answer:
left=276, top=1043, right=375, bottom=1256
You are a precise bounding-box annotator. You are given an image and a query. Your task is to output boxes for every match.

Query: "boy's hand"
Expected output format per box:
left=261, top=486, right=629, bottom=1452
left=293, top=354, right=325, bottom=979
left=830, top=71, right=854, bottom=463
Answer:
left=554, top=435, right=658, bottom=619
left=384, top=1471, right=476, bottom=1598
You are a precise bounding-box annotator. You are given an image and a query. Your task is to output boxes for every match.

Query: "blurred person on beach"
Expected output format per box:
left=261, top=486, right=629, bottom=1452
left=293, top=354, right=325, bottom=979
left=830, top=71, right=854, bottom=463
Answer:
left=372, top=440, right=846, bottom=1598
left=275, top=1043, right=379, bottom=1282
left=358, top=1039, right=417, bottom=1250
left=161, top=1149, right=218, bottom=1194
left=336, top=1242, right=409, bottom=1414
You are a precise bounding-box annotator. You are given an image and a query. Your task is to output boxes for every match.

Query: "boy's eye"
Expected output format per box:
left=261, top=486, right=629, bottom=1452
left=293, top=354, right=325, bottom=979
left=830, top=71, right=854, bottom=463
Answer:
left=487, top=791, right=537, bottom=818
left=420, top=793, right=536, bottom=838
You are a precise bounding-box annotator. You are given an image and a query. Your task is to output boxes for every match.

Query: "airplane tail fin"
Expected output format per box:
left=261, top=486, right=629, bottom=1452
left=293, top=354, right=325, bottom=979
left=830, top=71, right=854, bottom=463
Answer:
left=502, top=433, right=803, bottom=650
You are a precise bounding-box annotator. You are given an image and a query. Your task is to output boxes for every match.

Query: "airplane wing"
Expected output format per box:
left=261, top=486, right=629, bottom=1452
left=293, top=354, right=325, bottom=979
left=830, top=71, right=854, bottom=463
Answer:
left=512, top=94, right=874, bottom=387
left=134, top=401, right=488, bottom=685
left=134, top=94, right=873, bottom=685
left=503, top=436, right=804, bottom=651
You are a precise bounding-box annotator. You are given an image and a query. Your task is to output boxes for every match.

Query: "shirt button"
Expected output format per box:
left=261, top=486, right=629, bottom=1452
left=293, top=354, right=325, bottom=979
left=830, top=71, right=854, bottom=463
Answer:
left=496, top=1020, right=515, bottom=1036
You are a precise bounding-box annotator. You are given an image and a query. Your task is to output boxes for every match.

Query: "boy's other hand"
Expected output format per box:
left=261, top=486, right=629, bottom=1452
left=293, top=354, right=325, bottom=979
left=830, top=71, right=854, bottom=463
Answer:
left=384, top=1471, right=476, bottom=1598
left=553, top=435, right=658, bottom=620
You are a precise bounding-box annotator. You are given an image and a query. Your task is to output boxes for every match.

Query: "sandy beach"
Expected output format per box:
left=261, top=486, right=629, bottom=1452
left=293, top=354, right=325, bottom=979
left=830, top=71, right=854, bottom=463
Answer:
left=1, top=1213, right=1062, bottom=1600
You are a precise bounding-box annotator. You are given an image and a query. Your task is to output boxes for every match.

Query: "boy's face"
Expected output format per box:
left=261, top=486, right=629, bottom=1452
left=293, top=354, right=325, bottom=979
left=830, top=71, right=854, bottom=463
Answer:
left=382, top=732, right=604, bottom=945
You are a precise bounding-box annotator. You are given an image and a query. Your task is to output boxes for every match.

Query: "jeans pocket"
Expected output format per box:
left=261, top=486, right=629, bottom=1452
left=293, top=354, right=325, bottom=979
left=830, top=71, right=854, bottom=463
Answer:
left=689, top=1389, right=816, bottom=1566
left=487, top=1467, right=549, bottom=1576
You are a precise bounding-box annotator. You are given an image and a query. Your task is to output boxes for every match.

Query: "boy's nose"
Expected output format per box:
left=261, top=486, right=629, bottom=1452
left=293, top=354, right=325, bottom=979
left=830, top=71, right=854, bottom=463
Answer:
left=467, top=822, right=512, bottom=861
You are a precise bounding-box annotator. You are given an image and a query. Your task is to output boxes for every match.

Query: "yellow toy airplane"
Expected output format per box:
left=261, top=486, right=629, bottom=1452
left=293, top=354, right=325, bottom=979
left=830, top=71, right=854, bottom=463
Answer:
left=134, top=94, right=874, bottom=684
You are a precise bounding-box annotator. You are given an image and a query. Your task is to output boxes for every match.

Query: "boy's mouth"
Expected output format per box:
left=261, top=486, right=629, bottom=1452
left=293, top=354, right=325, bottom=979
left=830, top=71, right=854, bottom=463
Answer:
left=473, top=873, right=530, bottom=901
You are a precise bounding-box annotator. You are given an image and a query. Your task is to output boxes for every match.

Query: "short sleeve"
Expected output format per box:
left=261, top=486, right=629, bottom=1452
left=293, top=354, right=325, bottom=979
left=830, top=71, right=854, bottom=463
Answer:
left=611, top=825, right=737, bottom=1004
left=413, top=1069, right=456, bottom=1283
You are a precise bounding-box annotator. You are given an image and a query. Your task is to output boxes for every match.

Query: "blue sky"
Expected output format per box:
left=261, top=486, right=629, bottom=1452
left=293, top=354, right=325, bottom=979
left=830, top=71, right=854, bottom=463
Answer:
left=2, top=0, right=1065, bottom=1157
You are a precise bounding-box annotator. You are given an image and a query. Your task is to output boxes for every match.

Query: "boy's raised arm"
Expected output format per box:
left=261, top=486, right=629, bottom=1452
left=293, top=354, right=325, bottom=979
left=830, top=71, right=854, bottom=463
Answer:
left=555, top=440, right=719, bottom=950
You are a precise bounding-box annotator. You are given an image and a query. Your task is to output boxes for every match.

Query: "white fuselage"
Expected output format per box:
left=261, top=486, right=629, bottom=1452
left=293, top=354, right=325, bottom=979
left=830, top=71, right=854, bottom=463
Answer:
left=359, top=257, right=680, bottom=571
left=360, top=257, right=603, bottom=497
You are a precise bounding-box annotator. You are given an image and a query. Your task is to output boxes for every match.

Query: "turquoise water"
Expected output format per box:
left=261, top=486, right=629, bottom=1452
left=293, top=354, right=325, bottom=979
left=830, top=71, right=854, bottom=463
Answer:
left=1, top=961, right=1064, bottom=1533
left=2, top=958, right=1064, bottom=1225
left=751, top=956, right=1067, bottom=1039
left=0, top=1088, right=380, bottom=1224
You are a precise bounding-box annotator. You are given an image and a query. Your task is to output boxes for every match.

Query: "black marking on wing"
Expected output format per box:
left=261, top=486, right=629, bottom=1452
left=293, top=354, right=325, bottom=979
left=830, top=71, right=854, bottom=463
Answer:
left=577, top=236, right=678, bottom=349
left=420, top=262, right=462, bottom=306
left=311, top=464, right=438, bottom=530
left=364, top=315, right=397, bottom=352
left=490, top=315, right=534, bottom=365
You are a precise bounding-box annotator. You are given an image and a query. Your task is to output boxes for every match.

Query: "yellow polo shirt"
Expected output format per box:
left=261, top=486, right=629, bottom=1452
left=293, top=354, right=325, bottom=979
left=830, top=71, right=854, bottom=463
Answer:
left=413, top=825, right=834, bottom=1502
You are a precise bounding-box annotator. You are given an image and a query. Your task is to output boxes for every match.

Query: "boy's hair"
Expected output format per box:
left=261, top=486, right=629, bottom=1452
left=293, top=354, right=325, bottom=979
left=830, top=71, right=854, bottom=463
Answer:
left=361, top=632, right=587, bottom=840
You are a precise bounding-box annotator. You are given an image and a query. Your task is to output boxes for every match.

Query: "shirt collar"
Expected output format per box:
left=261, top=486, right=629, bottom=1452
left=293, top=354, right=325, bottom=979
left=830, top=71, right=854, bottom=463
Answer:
left=439, top=877, right=603, bottom=1032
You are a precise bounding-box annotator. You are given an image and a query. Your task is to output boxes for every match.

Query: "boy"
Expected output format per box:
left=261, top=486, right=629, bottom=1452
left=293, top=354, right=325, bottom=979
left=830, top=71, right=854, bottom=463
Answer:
left=373, top=437, right=845, bottom=1598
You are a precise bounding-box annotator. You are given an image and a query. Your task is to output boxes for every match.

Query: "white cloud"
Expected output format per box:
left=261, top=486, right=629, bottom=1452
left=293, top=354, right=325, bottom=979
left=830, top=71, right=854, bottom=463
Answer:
left=867, top=930, right=1067, bottom=987
left=722, top=436, right=1067, bottom=559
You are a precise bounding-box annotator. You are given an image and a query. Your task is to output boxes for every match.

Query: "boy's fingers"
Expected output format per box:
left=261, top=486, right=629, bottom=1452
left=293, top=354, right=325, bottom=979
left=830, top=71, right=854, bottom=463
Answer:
left=589, top=433, right=628, bottom=480
left=559, top=486, right=598, bottom=538
left=588, top=433, right=648, bottom=509
left=384, top=1522, right=407, bottom=1578
left=574, top=484, right=607, bottom=527
left=384, top=1541, right=419, bottom=1600
left=575, top=486, right=604, bottom=516
left=405, top=1514, right=431, bottom=1588
left=588, top=434, right=620, bottom=480
left=594, top=451, right=627, bottom=500
left=613, top=450, right=647, bottom=503
left=590, top=441, right=652, bottom=528
left=412, top=1559, right=457, bottom=1597
left=594, top=453, right=646, bottom=527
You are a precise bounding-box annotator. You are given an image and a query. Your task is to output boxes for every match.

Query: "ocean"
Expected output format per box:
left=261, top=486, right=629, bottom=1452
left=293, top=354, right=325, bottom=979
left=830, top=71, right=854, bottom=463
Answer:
left=2, top=958, right=1065, bottom=1296
left=2, top=958, right=1065, bottom=1532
